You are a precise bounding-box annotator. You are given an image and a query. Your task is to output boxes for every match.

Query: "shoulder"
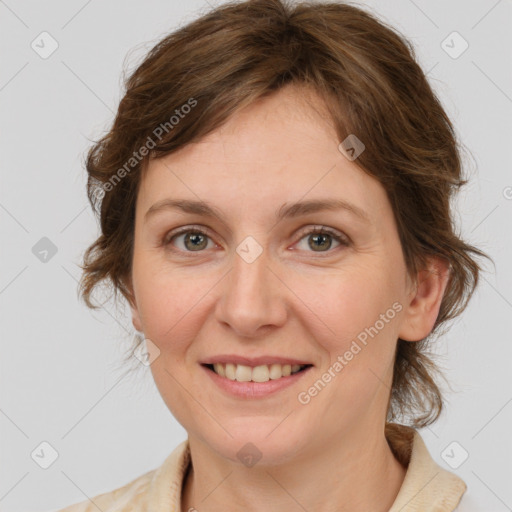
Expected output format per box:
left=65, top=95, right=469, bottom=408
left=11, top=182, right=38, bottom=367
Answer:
left=386, top=423, right=467, bottom=512
left=53, top=440, right=190, bottom=512
left=453, top=490, right=481, bottom=512
left=54, top=467, right=156, bottom=512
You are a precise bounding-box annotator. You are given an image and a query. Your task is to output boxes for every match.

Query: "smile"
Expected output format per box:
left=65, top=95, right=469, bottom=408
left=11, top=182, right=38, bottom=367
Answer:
left=203, top=363, right=312, bottom=382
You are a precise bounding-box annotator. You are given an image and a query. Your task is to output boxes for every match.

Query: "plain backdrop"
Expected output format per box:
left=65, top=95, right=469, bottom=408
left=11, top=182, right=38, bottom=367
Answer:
left=1, top=0, right=511, bottom=510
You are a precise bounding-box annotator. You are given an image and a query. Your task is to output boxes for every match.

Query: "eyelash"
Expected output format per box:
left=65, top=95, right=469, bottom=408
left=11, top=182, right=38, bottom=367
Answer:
left=162, top=224, right=350, bottom=257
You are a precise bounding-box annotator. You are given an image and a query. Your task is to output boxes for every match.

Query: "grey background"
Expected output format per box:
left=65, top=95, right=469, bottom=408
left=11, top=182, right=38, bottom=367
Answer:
left=1, top=0, right=511, bottom=510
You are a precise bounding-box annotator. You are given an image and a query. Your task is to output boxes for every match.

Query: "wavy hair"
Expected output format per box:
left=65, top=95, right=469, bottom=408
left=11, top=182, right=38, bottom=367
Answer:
left=78, top=0, right=491, bottom=428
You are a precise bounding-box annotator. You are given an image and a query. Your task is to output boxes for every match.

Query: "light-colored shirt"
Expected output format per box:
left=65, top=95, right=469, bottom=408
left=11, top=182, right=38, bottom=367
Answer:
left=54, top=423, right=467, bottom=512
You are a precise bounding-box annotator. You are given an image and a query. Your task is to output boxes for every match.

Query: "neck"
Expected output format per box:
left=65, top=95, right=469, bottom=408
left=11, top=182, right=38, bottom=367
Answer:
left=181, top=423, right=407, bottom=512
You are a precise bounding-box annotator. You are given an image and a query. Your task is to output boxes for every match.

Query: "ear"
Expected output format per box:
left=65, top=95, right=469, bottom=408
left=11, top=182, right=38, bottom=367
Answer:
left=398, top=256, right=450, bottom=342
left=125, top=274, right=143, bottom=333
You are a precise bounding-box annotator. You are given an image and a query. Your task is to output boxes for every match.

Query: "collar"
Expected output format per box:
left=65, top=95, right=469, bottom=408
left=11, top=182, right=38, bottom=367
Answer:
left=386, top=423, right=467, bottom=511
left=147, top=423, right=466, bottom=511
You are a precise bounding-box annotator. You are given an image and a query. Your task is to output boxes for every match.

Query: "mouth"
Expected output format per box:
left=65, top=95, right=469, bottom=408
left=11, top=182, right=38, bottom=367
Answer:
left=201, top=362, right=313, bottom=383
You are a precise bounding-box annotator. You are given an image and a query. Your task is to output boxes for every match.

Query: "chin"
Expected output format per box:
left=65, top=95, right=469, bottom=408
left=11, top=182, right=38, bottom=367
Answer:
left=201, top=425, right=309, bottom=467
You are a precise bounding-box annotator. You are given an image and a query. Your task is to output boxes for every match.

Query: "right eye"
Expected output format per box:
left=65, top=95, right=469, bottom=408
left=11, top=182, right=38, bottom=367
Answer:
left=163, top=226, right=217, bottom=253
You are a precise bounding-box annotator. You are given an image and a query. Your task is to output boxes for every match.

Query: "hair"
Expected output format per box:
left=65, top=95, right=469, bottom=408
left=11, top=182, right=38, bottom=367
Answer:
left=78, top=0, right=491, bottom=428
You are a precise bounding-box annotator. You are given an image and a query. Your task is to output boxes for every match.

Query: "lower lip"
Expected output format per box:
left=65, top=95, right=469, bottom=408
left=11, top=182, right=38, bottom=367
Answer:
left=201, top=364, right=313, bottom=399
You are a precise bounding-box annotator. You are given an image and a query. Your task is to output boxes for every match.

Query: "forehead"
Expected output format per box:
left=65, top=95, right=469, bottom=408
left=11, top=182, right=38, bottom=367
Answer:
left=137, top=86, right=389, bottom=223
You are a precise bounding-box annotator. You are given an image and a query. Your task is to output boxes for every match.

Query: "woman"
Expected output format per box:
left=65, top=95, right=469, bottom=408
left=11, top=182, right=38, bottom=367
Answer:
left=59, top=0, right=489, bottom=510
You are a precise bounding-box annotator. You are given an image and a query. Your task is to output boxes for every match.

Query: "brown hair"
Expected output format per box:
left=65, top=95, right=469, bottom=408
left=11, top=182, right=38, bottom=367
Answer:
left=78, top=0, right=491, bottom=428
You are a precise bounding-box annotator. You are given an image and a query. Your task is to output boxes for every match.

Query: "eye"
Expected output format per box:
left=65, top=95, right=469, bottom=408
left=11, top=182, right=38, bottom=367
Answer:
left=294, top=226, right=349, bottom=254
left=162, top=225, right=350, bottom=255
left=163, top=226, right=215, bottom=253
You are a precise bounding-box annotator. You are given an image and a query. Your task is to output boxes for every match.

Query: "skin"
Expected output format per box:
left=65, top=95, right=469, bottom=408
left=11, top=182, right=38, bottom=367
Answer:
left=127, top=83, right=449, bottom=512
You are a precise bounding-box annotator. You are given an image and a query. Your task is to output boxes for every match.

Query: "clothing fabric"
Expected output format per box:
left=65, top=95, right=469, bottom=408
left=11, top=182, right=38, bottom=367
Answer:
left=55, top=423, right=466, bottom=512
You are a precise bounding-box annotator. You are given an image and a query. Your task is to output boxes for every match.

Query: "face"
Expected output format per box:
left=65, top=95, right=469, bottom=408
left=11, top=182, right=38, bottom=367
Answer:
left=128, top=84, right=427, bottom=465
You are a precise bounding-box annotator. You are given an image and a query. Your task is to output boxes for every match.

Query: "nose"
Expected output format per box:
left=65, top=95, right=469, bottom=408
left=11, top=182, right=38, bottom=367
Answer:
left=215, top=245, right=287, bottom=338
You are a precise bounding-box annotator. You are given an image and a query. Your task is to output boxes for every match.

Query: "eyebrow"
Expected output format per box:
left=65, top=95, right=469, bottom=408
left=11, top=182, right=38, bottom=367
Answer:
left=144, top=198, right=370, bottom=224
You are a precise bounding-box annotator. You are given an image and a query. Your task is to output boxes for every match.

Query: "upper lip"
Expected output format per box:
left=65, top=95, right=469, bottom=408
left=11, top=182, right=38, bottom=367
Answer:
left=200, top=355, right=313, bottom=367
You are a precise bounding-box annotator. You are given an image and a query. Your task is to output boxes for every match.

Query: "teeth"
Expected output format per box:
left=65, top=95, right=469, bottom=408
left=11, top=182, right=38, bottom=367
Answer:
left=235, top=364, right=252, bottom=382
left=225, top=363, right=236, bottom=380
left=211, top=363, right=307, bottom=382
left=252, top=365, right=269, bottom=382
left=213, top=363, right=226, bottom=377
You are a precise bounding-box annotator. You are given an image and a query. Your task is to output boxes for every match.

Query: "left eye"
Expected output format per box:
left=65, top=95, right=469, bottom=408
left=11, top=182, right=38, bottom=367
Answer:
left=164, top=228, right=215, bottom=252
left=163, top=226, right=348, bottom=254
left=295, top=227, right=348, bottom=253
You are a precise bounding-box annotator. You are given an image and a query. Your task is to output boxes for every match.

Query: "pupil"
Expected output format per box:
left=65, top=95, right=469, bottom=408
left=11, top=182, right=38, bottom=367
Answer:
left=310, top=233, right=331, bottom=251
left=186, top=233, right=207, bottom=251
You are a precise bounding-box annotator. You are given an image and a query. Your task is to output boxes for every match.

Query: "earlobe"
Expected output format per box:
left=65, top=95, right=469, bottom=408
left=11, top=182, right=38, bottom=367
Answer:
left=130, top=303, right=143, bottom=333
left=398, top=256, right=450, bottom=342
left=125, top=276, right=143, bottom=332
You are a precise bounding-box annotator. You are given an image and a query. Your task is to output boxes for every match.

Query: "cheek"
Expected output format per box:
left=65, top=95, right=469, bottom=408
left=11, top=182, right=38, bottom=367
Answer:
left=133, top=263, right=208, bottom=350
left=296, top=264, right=404, bottom=407
left=303, top=273, right=401, bottom=406
left=303, top=265, right=400, bottom=343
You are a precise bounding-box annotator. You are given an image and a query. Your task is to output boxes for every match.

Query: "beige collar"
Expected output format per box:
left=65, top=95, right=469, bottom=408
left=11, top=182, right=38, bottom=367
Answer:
left=147, top=423, right=466, bottom=512
left=386, top=423, right=467, bottom=511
